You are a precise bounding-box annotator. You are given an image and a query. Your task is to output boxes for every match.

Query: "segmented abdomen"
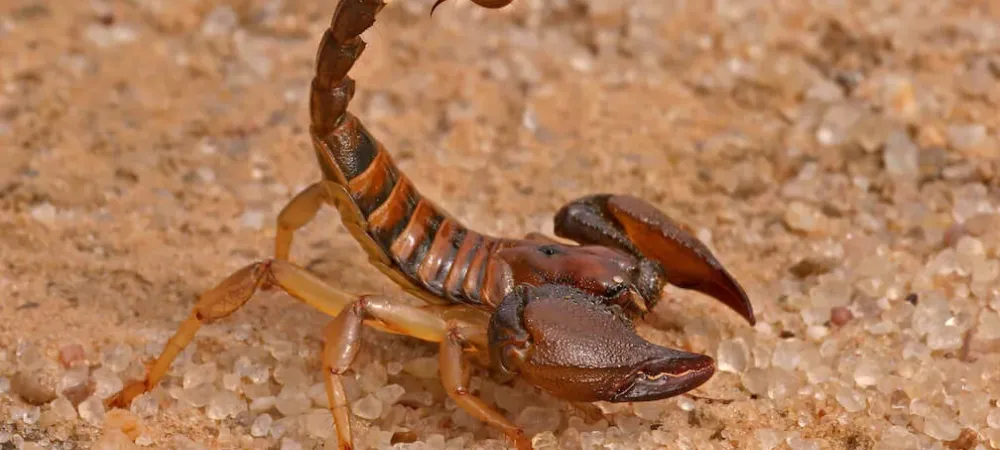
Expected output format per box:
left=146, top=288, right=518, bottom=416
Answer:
left=310, top=112, right=506, bottom=306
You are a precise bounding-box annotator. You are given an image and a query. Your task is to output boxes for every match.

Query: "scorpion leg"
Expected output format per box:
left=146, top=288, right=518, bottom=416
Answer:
left=275, top=182, right=331, bottom=261
left=105, top=259, right=440, bottom=410
left=322, top=296, right=449, bottom=449
left=553, top=194, right=755, bottom=325
left=441, top=324, right=530, bottom=450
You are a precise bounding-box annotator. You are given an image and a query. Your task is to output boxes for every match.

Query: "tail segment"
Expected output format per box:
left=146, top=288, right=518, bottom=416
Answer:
left=309, top=0, right=511, bottom=307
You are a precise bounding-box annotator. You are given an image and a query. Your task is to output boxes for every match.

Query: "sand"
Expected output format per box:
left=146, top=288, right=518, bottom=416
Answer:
left=2, top=0, right=1000, bottom=449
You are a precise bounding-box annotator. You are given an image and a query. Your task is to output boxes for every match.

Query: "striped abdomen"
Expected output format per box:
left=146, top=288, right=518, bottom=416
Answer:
left=310, top=112, right=510, bottom=307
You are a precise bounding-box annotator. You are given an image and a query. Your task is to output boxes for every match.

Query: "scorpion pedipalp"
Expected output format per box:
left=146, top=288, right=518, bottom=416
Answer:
left=553, top=194, right=756, bottom=325
left=489, top=284, right=716, bottom=403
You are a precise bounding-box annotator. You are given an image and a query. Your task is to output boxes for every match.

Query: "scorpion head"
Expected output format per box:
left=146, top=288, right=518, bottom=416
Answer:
left=488, top=284, right=715, bottom=403
left=494, top=242, right=663, bottom=317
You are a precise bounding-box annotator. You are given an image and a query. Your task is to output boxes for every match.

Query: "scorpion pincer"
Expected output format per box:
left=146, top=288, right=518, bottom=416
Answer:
left=106, top=1, right=756, bottom=449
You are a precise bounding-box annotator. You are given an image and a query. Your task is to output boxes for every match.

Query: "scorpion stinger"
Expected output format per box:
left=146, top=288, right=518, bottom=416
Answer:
left=553, top=194, right=756, bottom=325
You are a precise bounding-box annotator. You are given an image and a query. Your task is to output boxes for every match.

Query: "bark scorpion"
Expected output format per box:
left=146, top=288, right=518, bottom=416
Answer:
left=106, top=0, right=757, bottom=448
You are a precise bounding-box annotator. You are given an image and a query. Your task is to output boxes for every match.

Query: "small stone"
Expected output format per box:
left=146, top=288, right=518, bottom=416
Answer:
left=358, top=361, right=388, bottom=393
left=515, top=406, right=561, bottom=437
left=179, top=383, right=215, bottom=408
left=244, top=382, right=272, bottom=399
left=93, top=367, right=124, bottom=399
left=883, top=76, right=917, bottom=117
left=717, top=338, right=750, bottom=374
left=12, top=371, right=57, bottom=405
left=631, top=402, right=662, bottom=421
left=92, top=429, right=141, bottom=450
left=531, top=431, right=559, bottom=450
left=222, top=373, right=241, bottom=391
left=251, top=413, right=273, bottom=437
left=240, top=210, right=265, bottom=230
left=59, top=344, right=87, bottom=368
left=275, top=386, right=311, bottom=416
left=279, top=437, right=302, bottom=450
left=756, top=428, right=783, bottom=450
left=200, top=5, right=237, bottom=37
left=927, top=325, right=964, bottom=350
left=742, top=368, right=769, bottom=396
left=805, top=79, right=843, bottom=102
left=784, top=201, right=824, bottom=233
left=129, top=392, right=159, bottom=418
left=853, top=359, right=881, bottom=388
left=403, top=357, right=438, bottom=379
left=830, top=307, right=854, bottom=327
left=10, top=405, right=40, bottom=425
left=352, top=394, right=383, bottom=420
left=79, top=395, right=107, bottom=426
left=771, top=340, right=802, bottom=371
left=206, top=390, right=246, bottom=420
left=374, top=384, right=405, bottom=406
left=987, top=408, right=1000, bottom=428
left=102, top=344, right=134, bottom=373
left=183, top=362, right=218, bottom=389
left=274, top=364, right=308, bottom=389
left=676, top=397, right=696, bottom=412
left=308, top=382, right=327, bottom=407
left=304, top=411, right=333, bottom=439
left=250, top=395, right=276, bottom=412
left=835, top=386, right=864, bottom=412
left=786, top=436, right=821, bottom=450
left=50, top=396, right=77, bottom=420
left=30, top=202, right=58, bottom=222
left=923, top=416, right=962, bottom=441
left=877, top=426, right=919, bottom=449
left=948, top=124, right=987, bottom=152
left=883, top=130, right=919, bottom=178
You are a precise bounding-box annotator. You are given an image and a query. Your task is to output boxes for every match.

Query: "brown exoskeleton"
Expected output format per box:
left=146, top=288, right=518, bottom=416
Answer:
left=106, top=1, right=757, bottom=449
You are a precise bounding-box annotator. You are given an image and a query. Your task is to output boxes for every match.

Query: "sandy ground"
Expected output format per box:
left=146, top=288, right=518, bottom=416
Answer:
left=2, top=0, right=1000, bottom=449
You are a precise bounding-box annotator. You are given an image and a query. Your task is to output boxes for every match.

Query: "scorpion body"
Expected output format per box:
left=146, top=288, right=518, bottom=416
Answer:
left=107, top=1, right=757, bottom=449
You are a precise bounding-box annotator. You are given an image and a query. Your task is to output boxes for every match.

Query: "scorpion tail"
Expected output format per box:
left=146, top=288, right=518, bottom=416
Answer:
left=310, top=0, right=384, bottom=141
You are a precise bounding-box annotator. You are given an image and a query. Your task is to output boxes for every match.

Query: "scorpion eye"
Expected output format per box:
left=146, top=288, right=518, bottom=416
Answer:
left=538, top=245, right=560, bottom=256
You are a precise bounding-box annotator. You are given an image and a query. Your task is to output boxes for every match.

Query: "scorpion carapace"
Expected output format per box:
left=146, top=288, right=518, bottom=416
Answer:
left=106, top=1, right=757, bottom=449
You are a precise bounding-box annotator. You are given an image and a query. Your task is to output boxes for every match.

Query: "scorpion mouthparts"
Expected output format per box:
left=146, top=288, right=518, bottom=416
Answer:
left=610, top=351, right=715, bottom=402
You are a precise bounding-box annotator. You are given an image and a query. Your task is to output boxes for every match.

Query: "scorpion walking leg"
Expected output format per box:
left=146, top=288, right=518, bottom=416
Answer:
left=105, top=259, right=440, bottom=410
left=441, top=325, right=531, bottom=450
left=321, top=297, right=449, bottom=449
left=275, top=182, right=332, bottom=261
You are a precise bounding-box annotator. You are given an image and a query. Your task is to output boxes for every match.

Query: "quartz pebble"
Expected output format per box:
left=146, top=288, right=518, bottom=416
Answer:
left=717, top=338, right=749, bottom=373
left=78, top=396, right=106, bottom=426
left=275, top=386, right=311, bottom=416
left=352, top=394, right=383, bottom=420
left=206, top=390, right=246, bottom=420
left=250, top=413, right=273, bottom=437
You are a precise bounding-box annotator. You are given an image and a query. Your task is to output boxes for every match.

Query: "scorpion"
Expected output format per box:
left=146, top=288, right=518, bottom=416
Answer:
left=106, top=0, right=757, bottom=448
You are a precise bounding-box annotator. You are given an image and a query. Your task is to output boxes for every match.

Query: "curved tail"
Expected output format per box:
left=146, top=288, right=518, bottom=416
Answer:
left=308, top=0, right=518, bottom=307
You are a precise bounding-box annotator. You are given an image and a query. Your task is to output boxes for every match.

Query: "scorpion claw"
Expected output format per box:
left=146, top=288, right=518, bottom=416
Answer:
left=553, top=194, right=755, bottom=325
left=489, top=284, right=716, bottom=403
